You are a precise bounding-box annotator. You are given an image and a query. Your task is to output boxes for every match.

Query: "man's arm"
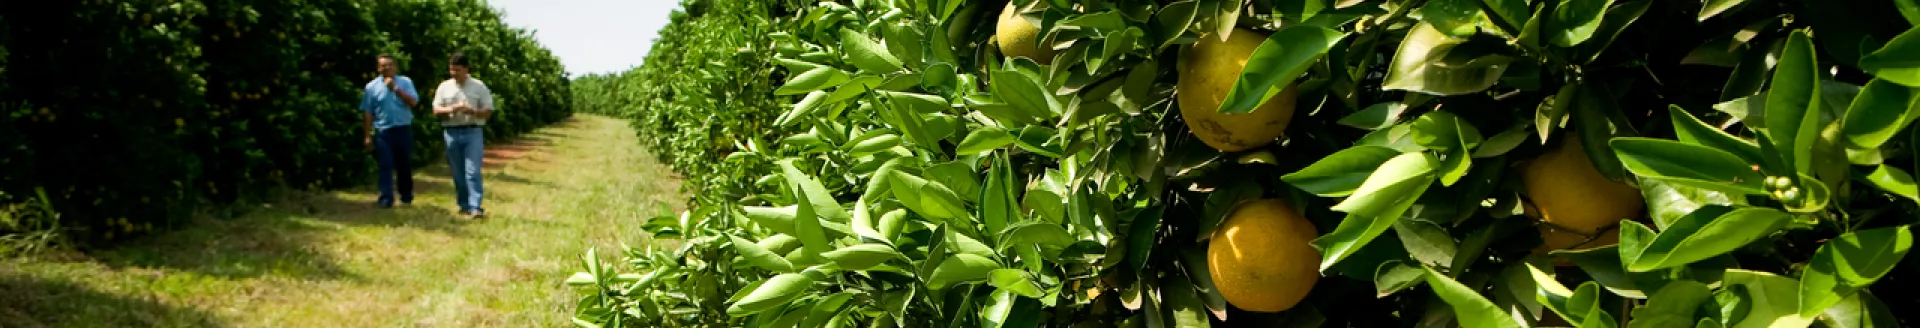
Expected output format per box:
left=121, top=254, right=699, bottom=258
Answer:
left=394, top=79, right=419, bottom=107
left=362, top=111, right=375, bottom=150
left=473, top=84, right=495, bottom=119
left=359, top=91, right=376, bottom=150
left=430, top=84, right=463, bottom=115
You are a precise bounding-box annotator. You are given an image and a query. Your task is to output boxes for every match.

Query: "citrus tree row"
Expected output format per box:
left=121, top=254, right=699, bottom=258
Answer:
left=569, top=0, right=1920, bottom=327
left=0, top=0, right=571, bottom=242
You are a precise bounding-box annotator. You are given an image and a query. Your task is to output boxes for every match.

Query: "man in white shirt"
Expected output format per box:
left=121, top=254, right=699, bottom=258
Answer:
left=431, top=52, right=494, bottom=219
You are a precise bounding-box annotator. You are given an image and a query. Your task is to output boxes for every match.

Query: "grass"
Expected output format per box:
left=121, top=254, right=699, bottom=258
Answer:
left=0, top=115, right=682, bottom=327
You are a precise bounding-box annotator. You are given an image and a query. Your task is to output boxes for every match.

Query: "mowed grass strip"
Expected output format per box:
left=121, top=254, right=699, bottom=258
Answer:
left=0, top=115, right=679, bottom=327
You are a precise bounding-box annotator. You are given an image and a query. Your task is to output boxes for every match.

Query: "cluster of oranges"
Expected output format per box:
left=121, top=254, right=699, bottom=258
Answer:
left=993, top=2, right=1645, bottom=314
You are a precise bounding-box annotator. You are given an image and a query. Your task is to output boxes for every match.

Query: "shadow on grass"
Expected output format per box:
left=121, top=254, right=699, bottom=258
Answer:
left=485, top=173, right=554, bottom=189
left=80, top=187, right=475, bottom=281
left=0, top=272, right=224, bottom=327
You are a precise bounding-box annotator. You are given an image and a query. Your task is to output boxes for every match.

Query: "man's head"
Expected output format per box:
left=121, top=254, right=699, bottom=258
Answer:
left=449, top=53, right=471, bottom=83
left=377, top=53, right=398, bottom=78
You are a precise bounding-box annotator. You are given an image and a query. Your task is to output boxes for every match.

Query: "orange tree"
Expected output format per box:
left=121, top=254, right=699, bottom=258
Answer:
left=569, top=0, right=1920, bottom=326
left=0, top=0, right=571, bottom=243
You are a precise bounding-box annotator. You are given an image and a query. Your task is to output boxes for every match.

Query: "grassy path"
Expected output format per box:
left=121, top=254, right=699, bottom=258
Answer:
left=0, top=115, right=676, bottom=327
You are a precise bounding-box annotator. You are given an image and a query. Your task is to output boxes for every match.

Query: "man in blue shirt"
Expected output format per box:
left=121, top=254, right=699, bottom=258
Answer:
left=359, top=53, right=420, bottom=208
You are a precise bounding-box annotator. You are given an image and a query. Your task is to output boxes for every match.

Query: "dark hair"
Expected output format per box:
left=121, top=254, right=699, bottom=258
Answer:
left=449, top=53, right=469, bottom=67
left=377, top=53, right=396, bottom=61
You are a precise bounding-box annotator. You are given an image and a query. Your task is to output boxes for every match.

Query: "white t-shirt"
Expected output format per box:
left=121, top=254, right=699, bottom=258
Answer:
left=433, top=78, right=495, bottom=127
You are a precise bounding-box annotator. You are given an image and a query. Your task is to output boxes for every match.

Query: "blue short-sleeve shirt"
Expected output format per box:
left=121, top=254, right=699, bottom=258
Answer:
left=360, top=76, right=419, bottom=129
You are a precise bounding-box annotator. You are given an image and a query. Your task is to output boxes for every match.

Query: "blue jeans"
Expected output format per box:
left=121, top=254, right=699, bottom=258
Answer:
left=444, top=127, right=485, bottom=213
left=373, top=125, right=414, bottom=206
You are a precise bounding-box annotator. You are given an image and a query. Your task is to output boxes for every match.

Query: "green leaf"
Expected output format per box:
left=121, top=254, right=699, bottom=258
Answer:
left=733, top=235, right=797, bottom=272
left=1641, top=180, right=1742, bottom=230
left=852, top=199, right=888, bottom=244
left=1721, top=269, right=1817, bottom=328
left=1127, top=207, right=1164, bottom=271
left=990, top=67, right=1061, bottom=121
left=1816, top=291, right=1901, bottom=328
left=1682, top=37, right=1746, bottom=67
left=777, top=67, right=853, bottom=96
left=1013, top=125, right=1064, bottom=158
left=1316, top=152, right=1438, bottom=271
left=1156, top=1, right=1201, bottom=50
left=1573, top=85, right=1633, bottom=181
left=1899, top=0, right=1920, bottom=26
left=927, top=254, right=1000, bottom=290
left=1417, top=0, right=1486, bottom=37
left=890, top=170, right=970, bottom=222
left=744, top=206, right=800, bottom=236
left=1699, top=0, right=1749, bottom=21
left=801, top=293, right=854, bottom=328
left=1714, top=93, right=1769, bottom=130
left=728, top=273, right=816, bottom=316
left=780, top=91, right=832, bottom=127
left=1766, top=29, right=1822, bottom=175
left=1092, top=28, right=1145, bottom=75
left=1407, top=110, right=1482, bottom=151
left=1493, top=259, right=1546, bottom=320
left=1211, top=0, right=1243, bottom=42
left=982, top=154, right=1019, bottom=235
left=1217, top=25, right=1346, bottom=114
left=1339, top=102, right=1410, bottom=130
left=1669, top=105, right=1767, bottom=167
left=1628, top=281, right=1714, bottom=328
left=1472, top=126, right=1532, bottom=158
left=826, top=75, right=885, bottom=103
left=879, top=91, right=955, bottom=149
left=841, top=28, right=905, bottom=73
left=823, top=244, right=902, bottom=271
left=1538, top=85, right=1577, bottom=143
left=1165, top=272, right=1212, bottom=328
left=1547, top=0, right=1614, bottom=47
left=564, top=272, right=595, bottom=286
left=947, top=227, right=999, bottom=258
left=1393, top=220, right=1457, bottom=267
left=1276, top=0, right=1327, bottom=22
left=997, top=222, right=1074, bottom=259
left=1374, top=260, right=1426, bottom=297
left=988, top=269, right=1045, bottom=298
left=1553, top=246, right=1651, bottom=298
left=923, top=62, right=957, bottom=91
left=1862, top=165, right=1920, bottom=206
left=1424, top=266, right=1524, bottom=328
left=789, top=187, right=833, bottom=261
left=1858, top=27, right=1920, bottom=87
left=1797, top=226, right=1914, bottom=317
left=926, top=161, right=982, bottom=202
left=1841, top=79, right=1919, bottom=150
left=1481, top=0, right=1530, bottom=33
left=1610, top=138, right=1768, bottom=195
left=957, top=126, right=1017, bottom=155
left=1063, top=10, right=1130, bottom=32
left=1528, top=263, right=1616, bottom=327
left=779, top=159, right=851, bottom=222
left=1724, top=38, right=1784, bottom=101
left=848, top=134, right=903, bottom=157
left=1384, top=23, right=1514, bottom=95
left=1281, top=146, right=1402, bottom=197
left=1627, top=207, right=1789, bottom=272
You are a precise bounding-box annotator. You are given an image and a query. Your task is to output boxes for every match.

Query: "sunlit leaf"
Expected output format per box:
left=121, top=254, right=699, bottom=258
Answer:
left=1384, top=23, right=1513, bottom=95
left=1217, top=25, right=1346, bottom=114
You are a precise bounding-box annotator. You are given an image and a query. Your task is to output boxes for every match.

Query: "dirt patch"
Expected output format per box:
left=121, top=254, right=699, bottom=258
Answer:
left=482, top=136, right=560, bottom=169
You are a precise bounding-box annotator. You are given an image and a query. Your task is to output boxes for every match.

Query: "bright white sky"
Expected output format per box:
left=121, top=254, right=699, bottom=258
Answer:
left=486, top=0, right=681, bottom=76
